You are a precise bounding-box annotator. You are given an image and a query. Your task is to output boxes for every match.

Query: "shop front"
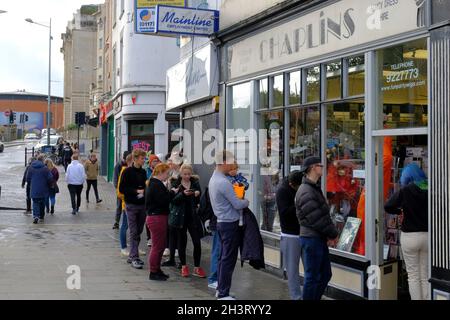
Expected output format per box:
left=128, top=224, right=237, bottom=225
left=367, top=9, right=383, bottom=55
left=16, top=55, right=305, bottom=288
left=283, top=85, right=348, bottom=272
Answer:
left=166, top=42, right=220, bottom=190
left=215, top=0, right=449, bottom=300
left=99, top=101, right=115, bottom=182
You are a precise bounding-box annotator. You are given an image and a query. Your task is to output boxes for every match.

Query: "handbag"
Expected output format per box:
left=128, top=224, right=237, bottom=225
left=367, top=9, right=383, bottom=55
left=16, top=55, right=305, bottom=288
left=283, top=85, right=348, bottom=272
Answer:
left=54, top=184, right=60, bottom=194
left=168, top=203, right=184, bottom=228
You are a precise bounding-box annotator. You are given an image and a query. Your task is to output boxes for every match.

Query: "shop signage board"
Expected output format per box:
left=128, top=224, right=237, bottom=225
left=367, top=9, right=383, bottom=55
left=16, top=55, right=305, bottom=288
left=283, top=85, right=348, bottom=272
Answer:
left=155, top=5, right=219, bottom=36
left=227, top=0, right=427, bottom=80
left=166, top=43, right=218, bottom=111
left=135, top=0, right=186, bottom=34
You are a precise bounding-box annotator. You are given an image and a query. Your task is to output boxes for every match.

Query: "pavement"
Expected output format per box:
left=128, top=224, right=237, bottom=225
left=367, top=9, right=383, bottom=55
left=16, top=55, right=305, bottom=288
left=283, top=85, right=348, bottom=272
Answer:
left=0, top=144, right=292, bottom=300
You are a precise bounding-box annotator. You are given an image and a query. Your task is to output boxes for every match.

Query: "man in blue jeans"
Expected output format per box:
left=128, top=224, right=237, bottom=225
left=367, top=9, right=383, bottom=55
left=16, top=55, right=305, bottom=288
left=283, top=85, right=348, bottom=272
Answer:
left=208, top=150, right=249, bottom=300
left=26, top=155, right=53, bottom=224
left=295, top=156, right=338, bottom=300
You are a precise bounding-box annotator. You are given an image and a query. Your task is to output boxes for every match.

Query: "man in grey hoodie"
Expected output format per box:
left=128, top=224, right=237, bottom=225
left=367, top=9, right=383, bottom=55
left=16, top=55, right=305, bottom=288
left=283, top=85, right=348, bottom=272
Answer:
left=208, top=150, right=249, bottom=300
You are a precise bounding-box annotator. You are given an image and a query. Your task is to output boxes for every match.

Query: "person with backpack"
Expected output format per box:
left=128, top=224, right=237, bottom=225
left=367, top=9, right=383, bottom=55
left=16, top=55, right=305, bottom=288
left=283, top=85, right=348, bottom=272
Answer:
left=167, top=164, right=206, bottom=278
left=276, top=170, right=303, bottom=300
left=295, top=156, right=338, bottom=300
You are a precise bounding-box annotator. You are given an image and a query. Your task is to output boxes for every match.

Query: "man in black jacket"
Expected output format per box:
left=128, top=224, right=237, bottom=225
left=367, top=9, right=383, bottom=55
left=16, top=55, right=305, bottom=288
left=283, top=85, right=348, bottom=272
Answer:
left=113, top=150, right=131, bottom=229
left=276, top=170, right=303, bottom=300
left=295, top=156, right=338, bottom=300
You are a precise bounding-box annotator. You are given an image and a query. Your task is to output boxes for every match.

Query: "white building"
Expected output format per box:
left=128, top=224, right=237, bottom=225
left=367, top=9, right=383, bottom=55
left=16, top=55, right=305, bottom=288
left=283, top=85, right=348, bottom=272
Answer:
left=100, top=0, right=180, bottom=181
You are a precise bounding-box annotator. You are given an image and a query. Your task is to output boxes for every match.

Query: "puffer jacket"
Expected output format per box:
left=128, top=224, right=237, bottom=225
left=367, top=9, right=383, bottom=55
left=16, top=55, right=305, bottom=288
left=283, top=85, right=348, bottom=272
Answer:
left=295, top=177, right=338, bottom=240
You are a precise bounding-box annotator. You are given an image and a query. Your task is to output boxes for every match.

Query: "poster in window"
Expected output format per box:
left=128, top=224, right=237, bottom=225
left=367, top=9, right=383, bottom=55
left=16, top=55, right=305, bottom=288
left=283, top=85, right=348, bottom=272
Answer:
left=336, top=217, right=361, bottom=252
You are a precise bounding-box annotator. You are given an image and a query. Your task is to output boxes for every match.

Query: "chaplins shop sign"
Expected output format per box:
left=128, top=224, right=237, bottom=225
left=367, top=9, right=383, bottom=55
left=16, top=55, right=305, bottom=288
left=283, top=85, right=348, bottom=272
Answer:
left=227, top=0, right=426, bottom=80
left=155, top=5, right=219, bottom=36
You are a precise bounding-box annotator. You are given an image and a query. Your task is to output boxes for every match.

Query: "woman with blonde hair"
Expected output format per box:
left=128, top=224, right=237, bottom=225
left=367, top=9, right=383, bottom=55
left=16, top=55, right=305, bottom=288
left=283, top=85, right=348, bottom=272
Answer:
left=167, top=164, right=205, bottom=278
left=45, top=158, right=59, bottom=215
left=145, top=163, right=174, bottom=281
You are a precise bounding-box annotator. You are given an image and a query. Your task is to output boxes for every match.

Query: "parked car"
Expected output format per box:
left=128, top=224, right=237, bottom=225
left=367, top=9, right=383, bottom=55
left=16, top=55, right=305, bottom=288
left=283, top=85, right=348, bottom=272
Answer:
left=24, top=133, right=39, bottom=140
left=35, top=135, right=62, bottom=151
left=41, top=128, right=57, bottom=137
left=0, top=141, right=4, bottom=153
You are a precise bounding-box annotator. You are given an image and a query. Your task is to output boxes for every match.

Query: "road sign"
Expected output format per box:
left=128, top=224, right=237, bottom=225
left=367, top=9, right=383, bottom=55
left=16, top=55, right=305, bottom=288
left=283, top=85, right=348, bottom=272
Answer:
left=4, top=110, right=10, bottom=117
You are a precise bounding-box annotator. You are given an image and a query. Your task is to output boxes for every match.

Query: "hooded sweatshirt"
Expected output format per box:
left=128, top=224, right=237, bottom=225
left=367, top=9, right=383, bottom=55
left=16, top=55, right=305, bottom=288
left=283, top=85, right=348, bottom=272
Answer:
left=26, top=160, right=53, bottom=198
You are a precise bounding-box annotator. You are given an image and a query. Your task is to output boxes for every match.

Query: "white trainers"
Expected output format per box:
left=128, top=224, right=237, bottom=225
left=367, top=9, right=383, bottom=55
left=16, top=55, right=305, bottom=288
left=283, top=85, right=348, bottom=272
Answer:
left=163, top=248, right=170, bottom=257
left=120, top=249, right=129, bottom=257
left=218, top=296, right=236, bottom=300
left=208, top=282, right=218, bottom=290
left=139, top=249, right=147, bottom=256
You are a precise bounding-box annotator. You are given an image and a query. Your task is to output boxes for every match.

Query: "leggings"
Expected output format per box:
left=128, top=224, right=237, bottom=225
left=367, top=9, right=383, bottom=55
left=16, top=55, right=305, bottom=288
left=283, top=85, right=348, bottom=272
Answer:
left=177, top=218, right=202, bottom=267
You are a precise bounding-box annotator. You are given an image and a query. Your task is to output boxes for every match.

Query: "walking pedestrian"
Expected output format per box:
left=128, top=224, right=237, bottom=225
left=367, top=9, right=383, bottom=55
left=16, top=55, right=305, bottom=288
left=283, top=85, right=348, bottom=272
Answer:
left=295, top=156, right=338, bottom=300
left=276, top=170, right=303, bottom=300
left=63, top=142, right=73, bottom=172
left=208, top=150, right=249, bottom=300
left=66, top=153, right=86, bottom=215
left=168, top=164, right=206, bottom=278
left=45, top=159, right=59, bottom=215
left=84, top=153, right=102, bottom=203
left=26, top=154, right=53, bottom=224
left=113, top=151, right=131, bottom=229
left=116, top=153, right=133, bottom=257
left=119, top=148, right=147, bottom=269
left=22, top=158, right=33, bottom=214
left=145, top=163, right=173, bottom=281
left=384, top=163, right=429, bottom=300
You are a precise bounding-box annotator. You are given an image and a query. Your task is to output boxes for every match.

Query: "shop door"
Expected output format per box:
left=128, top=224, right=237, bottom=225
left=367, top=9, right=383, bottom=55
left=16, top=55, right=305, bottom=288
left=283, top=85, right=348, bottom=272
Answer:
left=375, top=134, right=429, bottom=300
left=107, top=118, right=115, bottom=182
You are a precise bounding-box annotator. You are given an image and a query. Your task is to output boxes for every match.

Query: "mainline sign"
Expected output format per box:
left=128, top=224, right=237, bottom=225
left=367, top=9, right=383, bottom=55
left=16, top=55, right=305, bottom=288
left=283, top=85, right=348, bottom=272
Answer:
left=155, top=5, right=219, bottom=36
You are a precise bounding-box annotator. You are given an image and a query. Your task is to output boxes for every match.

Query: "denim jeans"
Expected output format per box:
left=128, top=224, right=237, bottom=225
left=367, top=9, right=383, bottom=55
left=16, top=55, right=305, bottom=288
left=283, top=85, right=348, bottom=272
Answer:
left=300, top=236, right=332, bottom=300
left=120, top=211, right=128, bottom=250
left=32, top=198, right=46, bottom=219
left=45, top=195, right=56, bottom=211
left=281, top=235, right=302, bottom=300
left=208, top=231, right=221, bottom=284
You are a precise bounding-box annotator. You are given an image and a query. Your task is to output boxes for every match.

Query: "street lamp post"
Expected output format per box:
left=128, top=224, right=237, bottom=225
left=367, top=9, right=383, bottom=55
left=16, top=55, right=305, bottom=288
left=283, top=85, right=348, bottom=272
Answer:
left=25, top=18, right=52, bottom=146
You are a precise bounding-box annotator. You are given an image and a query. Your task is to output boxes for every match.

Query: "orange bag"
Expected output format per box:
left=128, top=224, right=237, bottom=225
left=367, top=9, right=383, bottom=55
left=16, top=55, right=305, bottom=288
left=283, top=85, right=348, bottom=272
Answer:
left=233, top=183, right=245, bottom=199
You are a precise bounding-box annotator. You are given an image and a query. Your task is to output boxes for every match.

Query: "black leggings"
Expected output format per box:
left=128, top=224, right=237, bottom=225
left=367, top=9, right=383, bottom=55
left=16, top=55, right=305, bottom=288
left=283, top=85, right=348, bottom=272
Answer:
left=177, top=219, right=202, bottom=267
left=86, top=180, right=99, bottom=200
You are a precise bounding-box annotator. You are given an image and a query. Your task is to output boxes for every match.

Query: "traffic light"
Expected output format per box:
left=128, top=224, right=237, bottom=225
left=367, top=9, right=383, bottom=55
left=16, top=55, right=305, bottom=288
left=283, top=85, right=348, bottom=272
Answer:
left=19, top=113, right=23, bottom=124
left=75, top=112, right=86, bottom=125
left=25, top=114, right=29, bottom=122
left=9, top=111, right=15, bottom=124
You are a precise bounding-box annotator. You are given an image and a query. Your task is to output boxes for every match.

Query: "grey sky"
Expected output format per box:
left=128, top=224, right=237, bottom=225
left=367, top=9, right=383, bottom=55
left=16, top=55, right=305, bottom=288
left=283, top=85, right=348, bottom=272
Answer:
left=0, top=0, right=104, bottom=97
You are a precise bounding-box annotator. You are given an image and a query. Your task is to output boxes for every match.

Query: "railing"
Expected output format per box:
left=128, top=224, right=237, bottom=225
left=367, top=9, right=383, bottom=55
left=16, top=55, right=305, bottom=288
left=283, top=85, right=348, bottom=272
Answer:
left=24, top=147, right=35, bottom=167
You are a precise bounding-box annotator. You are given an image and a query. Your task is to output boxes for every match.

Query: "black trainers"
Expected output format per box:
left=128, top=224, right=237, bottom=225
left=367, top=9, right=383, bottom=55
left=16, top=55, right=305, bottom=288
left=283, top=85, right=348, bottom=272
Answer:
left=149, top=272, right=167, bottom=281
left=135, top=259, right=145, bottom=265
left=71, top=210, right=76, bottom=215
left=96, top=199, right=103, bottom=203
left=33, top=218, right=38, bottom=224
left=113, top=223, right=119, bottom=230
left=157, top=270, right=170, bottom=279
left=131, top=260, right=143, bottom=269
left=176, top=263, right=183, bottom=270
left=161, top=260, right=176, bottom=267
left=50, top=206, right=54, bottom=214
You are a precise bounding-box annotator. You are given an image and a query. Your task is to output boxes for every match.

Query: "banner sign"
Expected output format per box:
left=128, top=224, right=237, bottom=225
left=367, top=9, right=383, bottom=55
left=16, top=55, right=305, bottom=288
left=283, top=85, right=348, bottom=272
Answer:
left=137, top=0, right=185, bottom=7
left=135, top=0, right=185, bottom=34
left=155, top=5, right=219, bottom=36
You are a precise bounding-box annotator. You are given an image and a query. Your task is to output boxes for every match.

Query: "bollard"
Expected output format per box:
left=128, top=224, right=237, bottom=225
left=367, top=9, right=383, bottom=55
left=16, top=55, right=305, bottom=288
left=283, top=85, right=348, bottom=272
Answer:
left=25, top=147, right=27, bottom=167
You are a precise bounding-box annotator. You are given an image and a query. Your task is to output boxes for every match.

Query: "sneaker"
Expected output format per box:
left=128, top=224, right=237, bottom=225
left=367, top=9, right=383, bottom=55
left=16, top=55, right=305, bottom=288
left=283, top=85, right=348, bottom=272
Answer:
left=131, top=260, right=143, bottom=269
left=157, top=270, right=170, bottom=279
left=176, top=262, right=183, bottom=270
left=127, top=258, right=132, bottom=264
left=33, top=218, right=39, bottom=224
left=175, top=250, right=179, bottom=257
left=120, top=249, right=130, bottom=257
left=163, top=248, right=170, bottom=257
left=50, top=206, right=54, bottom=214
left=161, top=260, right=176, bottom=267
left=208, top=281, right=218, bottom=290
left=218, top=296, right=236, bottom=300
left=96, top=199, right=103, bottom=203
left=149, top=272, right=167, bottom=281
left=193, top=267, right=206, bottom=278
left=112, top=223, right=119, bottom=230
left=181, top=265, right=190, bottom=277
left=24, top=210, right=32, bottom=215
left=76, top=207, right=79, bottom=213
left=138, top=249, right=146, bottom=256
left=147, top=239, right=152, bottom=247
left=71, top=210, right=76, bottom=215
left=135, top=259, right=145, bottom=265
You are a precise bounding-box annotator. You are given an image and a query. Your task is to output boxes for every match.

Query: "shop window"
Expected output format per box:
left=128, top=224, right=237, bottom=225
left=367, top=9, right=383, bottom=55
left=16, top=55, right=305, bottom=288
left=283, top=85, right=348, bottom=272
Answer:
left=288, top=71, right=301, bottom=105
left=378, top=38, right=428, bottom=129
left=168, top=120, right=180, bottom=154
left=325, top=101, right=365, bottom=256
left=271, top=75, right=284, bottom=108
left=230, top=82, right=251, bottom=131
left=258, top=110, right=284, bottom=234
left=347, top=56, right=365, bottom=97
left=258, top=78, right=269, bottom=110
left=326, top=61, right=342, bottom=100
left=305, top=66, right=320, bottom=103
left=129, top=121, right=154, bottom=153
left=289, top=106, right=320, bottom=171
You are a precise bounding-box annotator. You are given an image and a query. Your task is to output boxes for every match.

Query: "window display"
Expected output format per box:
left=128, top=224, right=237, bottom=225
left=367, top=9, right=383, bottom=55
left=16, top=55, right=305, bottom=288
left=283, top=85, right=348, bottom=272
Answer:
left=230, top=82, right=251, bottom=131
left=258, top=110, right=283, bottom=234
left=326, top=61, right=342, bottom=100
left=325, top=101, right=365, bottom=255
left=378, top=38, right=428, bottom=129
left=289, top=106, right=320, bottom=172
left=305, top=66, right=320, bottom=103
left=347, top=55, right=365, bottom=97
